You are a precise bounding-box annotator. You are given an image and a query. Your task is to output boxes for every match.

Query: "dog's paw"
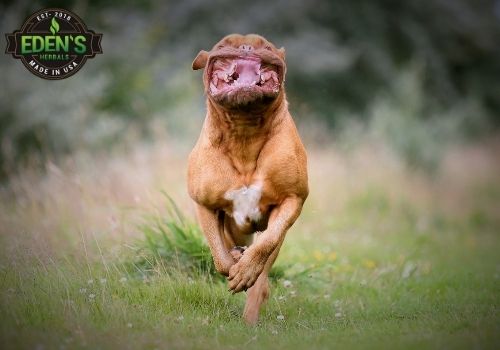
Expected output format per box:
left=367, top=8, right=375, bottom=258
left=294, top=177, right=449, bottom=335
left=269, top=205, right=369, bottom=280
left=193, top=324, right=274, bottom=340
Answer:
left=227, top=249, right=266, bottom=293
left=229, top=246, right=247, bottom=262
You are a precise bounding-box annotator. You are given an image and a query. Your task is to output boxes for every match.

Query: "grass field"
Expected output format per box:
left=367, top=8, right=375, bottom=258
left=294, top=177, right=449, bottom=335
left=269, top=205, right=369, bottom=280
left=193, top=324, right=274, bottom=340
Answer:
left=0, top=139, right=499, bottom=349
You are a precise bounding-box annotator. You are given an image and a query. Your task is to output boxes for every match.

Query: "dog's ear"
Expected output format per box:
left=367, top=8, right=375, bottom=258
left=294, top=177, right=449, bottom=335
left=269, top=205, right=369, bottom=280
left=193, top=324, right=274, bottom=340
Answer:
left=278, top=47, right=286, bottom=60
left=192, top=50, right=209, bottom=70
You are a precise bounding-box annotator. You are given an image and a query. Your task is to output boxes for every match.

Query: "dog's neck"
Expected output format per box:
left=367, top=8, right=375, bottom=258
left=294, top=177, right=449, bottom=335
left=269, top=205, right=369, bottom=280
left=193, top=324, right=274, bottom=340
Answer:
left=207, top=95, right=286, bottom=139
left=206, top=95, right=287, bottom=174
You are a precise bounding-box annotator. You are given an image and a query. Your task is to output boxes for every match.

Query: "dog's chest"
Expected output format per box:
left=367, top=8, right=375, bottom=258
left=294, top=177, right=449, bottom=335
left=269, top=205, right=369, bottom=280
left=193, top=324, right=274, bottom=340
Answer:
left=224, top=182, right=263, bottom=227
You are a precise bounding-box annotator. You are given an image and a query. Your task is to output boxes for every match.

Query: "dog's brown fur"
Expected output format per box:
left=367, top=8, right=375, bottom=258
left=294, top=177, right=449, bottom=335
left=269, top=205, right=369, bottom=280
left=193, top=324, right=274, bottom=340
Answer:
left=188, top=34, right=308, bottom=325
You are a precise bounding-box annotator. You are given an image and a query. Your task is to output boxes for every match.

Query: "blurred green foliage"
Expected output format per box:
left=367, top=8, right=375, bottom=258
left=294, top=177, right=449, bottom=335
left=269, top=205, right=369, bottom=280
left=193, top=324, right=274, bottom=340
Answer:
left=1, top=0, right=499, bottom=177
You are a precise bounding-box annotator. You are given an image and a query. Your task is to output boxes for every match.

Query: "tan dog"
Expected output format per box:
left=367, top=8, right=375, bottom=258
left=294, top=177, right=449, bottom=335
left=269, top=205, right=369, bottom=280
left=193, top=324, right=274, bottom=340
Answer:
left=187, top=34, right=308, bottom=325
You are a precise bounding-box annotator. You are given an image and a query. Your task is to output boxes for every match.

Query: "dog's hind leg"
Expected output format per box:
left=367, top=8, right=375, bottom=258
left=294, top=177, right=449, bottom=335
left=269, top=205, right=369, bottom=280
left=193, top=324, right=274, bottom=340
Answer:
left=243, top=273, right=270, bottom=325
left=242, top=243, right=281, bottom=325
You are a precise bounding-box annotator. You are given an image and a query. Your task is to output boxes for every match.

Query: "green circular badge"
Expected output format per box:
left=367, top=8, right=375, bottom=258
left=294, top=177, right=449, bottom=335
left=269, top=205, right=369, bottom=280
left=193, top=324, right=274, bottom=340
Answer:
left=5, top=8, right=103, bottom=80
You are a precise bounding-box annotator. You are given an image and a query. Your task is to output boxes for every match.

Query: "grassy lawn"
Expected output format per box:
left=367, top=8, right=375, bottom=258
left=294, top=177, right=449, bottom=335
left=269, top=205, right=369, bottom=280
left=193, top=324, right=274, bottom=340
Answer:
left=0, top=142, right=499, bottom=349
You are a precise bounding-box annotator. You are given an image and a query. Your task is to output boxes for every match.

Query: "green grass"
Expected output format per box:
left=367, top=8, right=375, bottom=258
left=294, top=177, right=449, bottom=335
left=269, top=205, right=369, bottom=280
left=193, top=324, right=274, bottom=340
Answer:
left=137, top=192, right=217, bottom=278
left=1, top=199, right=498, bottom=350
left=0, top=146, right=499, bottom=349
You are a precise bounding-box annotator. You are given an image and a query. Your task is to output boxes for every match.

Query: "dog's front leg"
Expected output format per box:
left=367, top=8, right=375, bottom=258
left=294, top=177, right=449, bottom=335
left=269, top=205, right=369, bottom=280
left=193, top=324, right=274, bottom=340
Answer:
left=228, top=196, right=304, bottom=293
left=196, top=204, right=235, bottom=276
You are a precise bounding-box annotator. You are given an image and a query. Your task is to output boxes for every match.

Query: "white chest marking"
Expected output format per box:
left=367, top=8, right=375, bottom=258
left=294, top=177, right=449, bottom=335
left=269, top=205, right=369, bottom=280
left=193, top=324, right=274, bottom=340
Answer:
left=224, top=183, right=262, bottom=227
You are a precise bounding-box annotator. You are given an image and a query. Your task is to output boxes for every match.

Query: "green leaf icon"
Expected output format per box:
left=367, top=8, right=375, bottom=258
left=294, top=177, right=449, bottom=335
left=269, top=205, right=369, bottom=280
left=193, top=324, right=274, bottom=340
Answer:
left=50, top=17, right=60, bottom=35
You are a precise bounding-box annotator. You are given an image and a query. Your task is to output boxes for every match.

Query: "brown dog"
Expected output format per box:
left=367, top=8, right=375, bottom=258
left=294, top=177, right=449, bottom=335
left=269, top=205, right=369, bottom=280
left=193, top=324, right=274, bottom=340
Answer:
left=187, top=34, right=308, bottom=325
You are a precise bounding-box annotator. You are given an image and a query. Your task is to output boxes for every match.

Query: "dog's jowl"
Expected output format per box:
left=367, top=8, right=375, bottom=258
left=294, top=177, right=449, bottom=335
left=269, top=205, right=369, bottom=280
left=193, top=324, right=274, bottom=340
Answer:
left=187, top=34, right=308, bottom=325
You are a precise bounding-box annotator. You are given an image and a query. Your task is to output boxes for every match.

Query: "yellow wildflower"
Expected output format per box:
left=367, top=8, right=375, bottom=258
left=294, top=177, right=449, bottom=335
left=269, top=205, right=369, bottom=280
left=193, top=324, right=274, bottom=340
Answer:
left=313, top=250, right=325, bottom=261
left=363, top=259, right=376, bottom=269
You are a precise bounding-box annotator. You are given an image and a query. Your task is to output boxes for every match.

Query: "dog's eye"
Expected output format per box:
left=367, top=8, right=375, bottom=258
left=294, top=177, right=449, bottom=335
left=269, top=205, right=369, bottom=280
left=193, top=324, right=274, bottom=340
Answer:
left=265, top=46, right=272, bottom=50
left=217, top=45, right=225, bottom=49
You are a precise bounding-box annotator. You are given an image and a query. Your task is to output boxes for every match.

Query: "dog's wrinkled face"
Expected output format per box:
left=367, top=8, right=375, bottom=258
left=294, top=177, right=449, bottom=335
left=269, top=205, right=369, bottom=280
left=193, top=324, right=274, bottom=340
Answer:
left=192, top=34, right=286, bottom=109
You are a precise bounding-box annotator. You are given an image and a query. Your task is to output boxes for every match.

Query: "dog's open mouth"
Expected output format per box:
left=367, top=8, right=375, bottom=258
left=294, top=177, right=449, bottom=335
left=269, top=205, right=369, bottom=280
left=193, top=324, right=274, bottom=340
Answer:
left=209, top=57, right=281, bottom=99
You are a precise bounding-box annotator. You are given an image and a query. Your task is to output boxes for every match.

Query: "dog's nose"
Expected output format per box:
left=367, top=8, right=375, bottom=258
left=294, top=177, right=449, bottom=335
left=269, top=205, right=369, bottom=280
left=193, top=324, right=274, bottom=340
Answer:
left=239, top=44, right=254, bottom=52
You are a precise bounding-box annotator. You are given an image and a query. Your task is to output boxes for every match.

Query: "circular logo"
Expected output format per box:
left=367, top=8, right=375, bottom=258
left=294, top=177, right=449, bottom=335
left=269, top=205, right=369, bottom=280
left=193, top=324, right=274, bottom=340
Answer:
left=5, top=8, right=103, bottom=80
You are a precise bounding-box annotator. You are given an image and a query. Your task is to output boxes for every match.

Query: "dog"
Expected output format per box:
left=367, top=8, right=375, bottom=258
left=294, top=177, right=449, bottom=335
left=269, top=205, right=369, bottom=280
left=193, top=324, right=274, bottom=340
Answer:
left=187, top=34, right=308, bottom=325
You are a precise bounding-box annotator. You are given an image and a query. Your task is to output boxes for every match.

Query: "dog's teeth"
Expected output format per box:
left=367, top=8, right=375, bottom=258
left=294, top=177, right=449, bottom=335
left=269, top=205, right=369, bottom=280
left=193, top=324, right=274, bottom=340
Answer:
left=210, top=82, right=217, bottom=92
left=224, top=73, right=230, bottom=82
left=272, top=72, right=279, bottom=85
left=229, top=63, right=236, bottom=74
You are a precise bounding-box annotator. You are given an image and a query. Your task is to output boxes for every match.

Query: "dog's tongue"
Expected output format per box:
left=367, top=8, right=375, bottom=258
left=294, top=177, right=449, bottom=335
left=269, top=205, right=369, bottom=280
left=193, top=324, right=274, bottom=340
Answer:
left=235, top=59, right=260, bottom=85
